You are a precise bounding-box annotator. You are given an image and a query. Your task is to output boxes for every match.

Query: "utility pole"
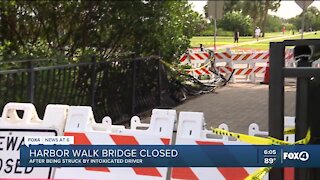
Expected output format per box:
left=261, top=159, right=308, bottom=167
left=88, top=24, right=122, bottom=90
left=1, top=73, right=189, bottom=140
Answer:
left=214, top=18, right=217, bottom=51
left=295, top=0, right=314, bottom=39
left=208, top=1, right=224, bottom=51
left=301, top=6, right=306, bottom=39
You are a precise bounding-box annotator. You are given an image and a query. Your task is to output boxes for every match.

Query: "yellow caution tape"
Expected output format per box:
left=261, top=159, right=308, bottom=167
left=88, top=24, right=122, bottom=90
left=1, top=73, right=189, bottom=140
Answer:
left=244, top=167, right=272, bottom=180
left=160, top=60, right=176, bottom=71
left=211, top=128, right=310, bottom=145
left=212, top=128, right=279, bottom=145
left=284, top=127, right=295, bottom=135
left=295, top=129, right=311, bottom=144
left=211, top=127, right=311, bottom=180
left=187, top=61, right=211, bottom=71
left=214, top=128, right=283, bottom=145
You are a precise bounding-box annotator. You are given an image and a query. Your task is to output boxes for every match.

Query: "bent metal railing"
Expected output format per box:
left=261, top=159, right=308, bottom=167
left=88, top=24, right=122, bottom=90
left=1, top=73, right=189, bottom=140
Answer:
left=0, top=56, right=168, bottom=124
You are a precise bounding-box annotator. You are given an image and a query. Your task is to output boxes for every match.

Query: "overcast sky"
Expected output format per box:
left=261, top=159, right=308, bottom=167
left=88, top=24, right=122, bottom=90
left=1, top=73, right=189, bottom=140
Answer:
left=188, top=1, right=320, bottom=19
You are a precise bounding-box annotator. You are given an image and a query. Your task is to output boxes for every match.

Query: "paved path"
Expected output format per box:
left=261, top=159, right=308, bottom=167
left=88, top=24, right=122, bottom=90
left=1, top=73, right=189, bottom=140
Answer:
left=173, top=83, right=296, bottom=134
left=214, top=32, right=314, bottom=50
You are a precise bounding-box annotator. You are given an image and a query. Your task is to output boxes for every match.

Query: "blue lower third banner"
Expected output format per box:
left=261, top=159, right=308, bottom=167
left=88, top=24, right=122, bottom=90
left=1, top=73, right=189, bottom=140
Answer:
left=19, top=145, right=320, bottom=167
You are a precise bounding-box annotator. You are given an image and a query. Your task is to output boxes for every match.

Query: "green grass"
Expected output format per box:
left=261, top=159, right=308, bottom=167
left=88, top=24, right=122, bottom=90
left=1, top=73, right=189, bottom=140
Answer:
left=234, top=33, right=320, bottom=50
left=191, top=32, right=320, bottom=51
left=190, top=36, right=253, bottom=47
left=263, top=31, right=292, bottom=38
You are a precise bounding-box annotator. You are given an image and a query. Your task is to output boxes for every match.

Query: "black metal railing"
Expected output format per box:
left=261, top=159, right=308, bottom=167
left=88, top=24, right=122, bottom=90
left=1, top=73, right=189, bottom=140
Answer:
left=0, top=55, right=168, bottom=124
left=269, top=39, right=320, bottom=180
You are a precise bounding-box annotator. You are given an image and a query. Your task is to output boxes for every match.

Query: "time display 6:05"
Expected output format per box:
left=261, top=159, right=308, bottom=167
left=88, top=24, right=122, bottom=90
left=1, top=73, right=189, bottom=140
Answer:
left=263, top=149, right=277, bottom=155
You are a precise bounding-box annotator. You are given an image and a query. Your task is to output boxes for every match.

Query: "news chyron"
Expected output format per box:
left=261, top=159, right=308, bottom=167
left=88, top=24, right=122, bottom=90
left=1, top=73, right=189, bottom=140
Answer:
left=2, top=135, right=320, bottom=178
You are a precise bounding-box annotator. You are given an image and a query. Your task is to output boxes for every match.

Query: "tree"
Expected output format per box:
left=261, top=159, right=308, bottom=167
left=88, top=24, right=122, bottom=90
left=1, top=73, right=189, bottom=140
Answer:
left=265, top=15, right=285, bottom=32
left=218, top=12, right=253, bottom=36
left=0, top=1, right=201, bottom=60
left=204, top=1, right=242, bottom=18
left=223, top=1, right=243, bottom=13
left=241, top=0, right=280, bottom=37
left=289, top=6, right=320, bottom=31
left=203, top=0, right=281, bottom=37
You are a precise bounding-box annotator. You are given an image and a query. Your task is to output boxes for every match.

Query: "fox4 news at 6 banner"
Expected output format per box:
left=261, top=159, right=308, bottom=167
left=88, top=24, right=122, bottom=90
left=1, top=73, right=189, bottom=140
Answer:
left=9, top=136, right=320, bottom=168
left=2, top=136, right=320, bottom=178
left=20, top=145, right=314, bottom=167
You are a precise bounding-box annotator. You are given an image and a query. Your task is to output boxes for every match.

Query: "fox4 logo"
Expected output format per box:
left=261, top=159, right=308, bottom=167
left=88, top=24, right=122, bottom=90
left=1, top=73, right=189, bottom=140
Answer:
left=283, top=151, right=309, bottom=162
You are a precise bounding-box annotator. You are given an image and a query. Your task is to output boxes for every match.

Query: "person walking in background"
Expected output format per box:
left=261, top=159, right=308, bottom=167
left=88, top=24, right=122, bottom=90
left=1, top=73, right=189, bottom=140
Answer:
left=234, top=29, right=240, bottom=46
left=200, top=44, right=204, bottom=51
left=282, top=26, right=286, bottom=35
left=255, top=27, right=261, bottom=41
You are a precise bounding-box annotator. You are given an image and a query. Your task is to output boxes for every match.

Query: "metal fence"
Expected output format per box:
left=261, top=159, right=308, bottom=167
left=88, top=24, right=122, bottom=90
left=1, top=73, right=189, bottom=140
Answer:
left=0, top=56, right=169, bottom=124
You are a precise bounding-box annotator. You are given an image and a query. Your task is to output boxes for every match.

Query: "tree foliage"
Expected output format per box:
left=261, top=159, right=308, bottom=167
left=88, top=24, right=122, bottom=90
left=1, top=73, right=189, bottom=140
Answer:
left=288, top=6, right=320, bottom=31
left=240, top=0, right=280, bottom=36
left=218, top=12, right=253, bottom=36
left=265, top=15, right=285, bottom=32
left=203, top=0, right=281, bottom=36
left=0, top=1, right=202, bottom=60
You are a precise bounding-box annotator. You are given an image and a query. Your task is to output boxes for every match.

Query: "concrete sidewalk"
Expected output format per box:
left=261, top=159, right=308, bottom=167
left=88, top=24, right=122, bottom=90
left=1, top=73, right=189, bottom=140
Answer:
left=212, top=32, right=314, bottom=50
left=140, top=83, right=296, bottom=134
left=173, top=83, right=296, bottom=134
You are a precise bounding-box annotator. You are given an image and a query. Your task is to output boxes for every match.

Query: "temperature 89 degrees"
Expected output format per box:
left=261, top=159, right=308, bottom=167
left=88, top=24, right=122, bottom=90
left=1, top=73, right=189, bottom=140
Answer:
left=264, top=157, right=277, bottom=164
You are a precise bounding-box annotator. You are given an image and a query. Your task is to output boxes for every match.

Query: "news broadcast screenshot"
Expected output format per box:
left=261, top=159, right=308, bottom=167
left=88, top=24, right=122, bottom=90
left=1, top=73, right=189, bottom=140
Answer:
left=1, top=0, right=320, bottom=180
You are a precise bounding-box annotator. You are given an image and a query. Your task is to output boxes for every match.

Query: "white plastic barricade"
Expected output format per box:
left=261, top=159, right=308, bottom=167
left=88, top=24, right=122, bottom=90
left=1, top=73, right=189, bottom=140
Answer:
left=248, top=116, right=295, bottom=143
left=179, top=48, right=302, bottom=84
left=214, top=52, right=233, bottom=77
left=179, top=49, right=215, bottom=83
left=172, top=111, right=263, bottom=180
left=230, top=52, right=254, bottom=83
left=179, top=50, right=210, bottom=67
left=186, top=66, right=215, bottom=83
left=251, top=52, right=269, bottom=83
left=0, top=102, right=68, bottom=179
left=248, top=116, right=295, bottom=180
left=313, top=59, right=320, bottom=67
left=285, top=48, right=296, bottom=67
left=54, top=107, right=176, bottom=180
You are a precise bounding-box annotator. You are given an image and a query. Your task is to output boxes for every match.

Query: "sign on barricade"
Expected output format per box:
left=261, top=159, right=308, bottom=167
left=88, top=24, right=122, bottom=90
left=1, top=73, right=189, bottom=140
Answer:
left=54, top=106, right=176, bottom=180
left=0, top=102, right=68, bottom=179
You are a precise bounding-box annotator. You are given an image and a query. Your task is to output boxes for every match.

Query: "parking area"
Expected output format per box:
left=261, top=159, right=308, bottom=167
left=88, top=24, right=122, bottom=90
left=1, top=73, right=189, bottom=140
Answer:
left=171, top=82, right=296, bottom=134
